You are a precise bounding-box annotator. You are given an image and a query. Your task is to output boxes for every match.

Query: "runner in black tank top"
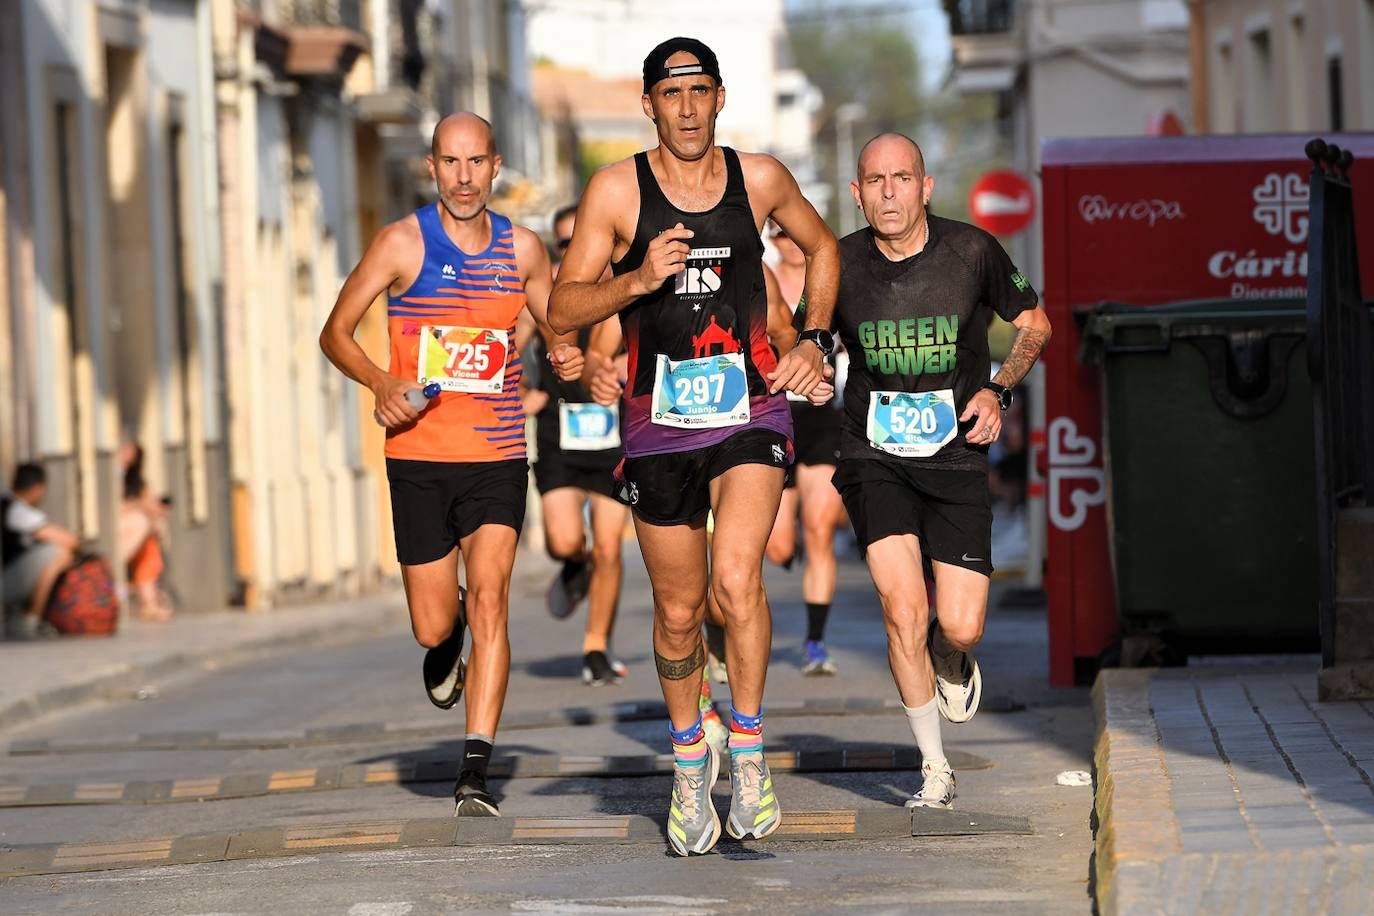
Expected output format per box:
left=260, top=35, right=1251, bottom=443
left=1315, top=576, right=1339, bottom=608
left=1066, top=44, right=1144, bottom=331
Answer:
left=547, top=38, right=840, bottom=857
left=532, top=203, right=632, bottom=688
left=611, top=147, right=792, bottom=468
left=830, top=133, right=1050, bottom=812
left=760, top=223, right=849, bottom=679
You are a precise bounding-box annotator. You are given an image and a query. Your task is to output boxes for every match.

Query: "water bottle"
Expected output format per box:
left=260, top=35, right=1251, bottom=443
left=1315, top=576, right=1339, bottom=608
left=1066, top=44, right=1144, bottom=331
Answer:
left=375, top=382, right=441, bottom=426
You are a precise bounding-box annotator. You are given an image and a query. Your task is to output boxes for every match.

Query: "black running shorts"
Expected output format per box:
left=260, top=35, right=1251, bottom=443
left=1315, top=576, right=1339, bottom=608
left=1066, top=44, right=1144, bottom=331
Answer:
left=534, top=457, right=617, bottom=498
left=833, top=459, right=992, bottom=576
left=386, top=458, right=529, bottom=565
left=790, top=402, right=842, bottom=468
left=615, top=428, right=792, bottom=526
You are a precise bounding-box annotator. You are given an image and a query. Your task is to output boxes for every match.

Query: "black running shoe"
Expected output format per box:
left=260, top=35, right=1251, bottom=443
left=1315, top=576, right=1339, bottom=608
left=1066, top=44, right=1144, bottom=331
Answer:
left=422, top=587, right=466, bottom=710
left=453, top=769, right=500, bottom=817
left=546, top=558, right=591, bottom=619
left=582, top=650, right=622, bottom=686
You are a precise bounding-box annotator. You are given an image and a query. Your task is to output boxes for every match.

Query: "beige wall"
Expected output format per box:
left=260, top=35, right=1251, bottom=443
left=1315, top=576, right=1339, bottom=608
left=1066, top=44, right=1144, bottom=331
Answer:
left=1203, top=0, right=1374, bottom=133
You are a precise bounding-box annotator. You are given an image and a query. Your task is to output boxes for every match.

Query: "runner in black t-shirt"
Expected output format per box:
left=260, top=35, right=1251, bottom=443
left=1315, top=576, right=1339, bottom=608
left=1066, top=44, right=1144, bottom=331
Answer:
left=532, top=202, right=631, bottom=687
left=549, top=38, right=839, bottom=857
left=831, top=133, right=1050, bottom=809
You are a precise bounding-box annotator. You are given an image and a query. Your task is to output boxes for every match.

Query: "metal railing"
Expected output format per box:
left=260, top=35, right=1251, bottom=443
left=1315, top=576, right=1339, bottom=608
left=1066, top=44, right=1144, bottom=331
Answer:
left=944, top=0, right=1015, bottom=36
left=278, top=0, right=363, bottom=30
left=1306, top=138, right=1373, bottom=669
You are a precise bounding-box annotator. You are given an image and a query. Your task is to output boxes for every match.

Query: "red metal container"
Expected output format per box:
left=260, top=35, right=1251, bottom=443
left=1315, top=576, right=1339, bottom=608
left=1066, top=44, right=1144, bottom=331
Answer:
left=1039, top=134, right=1374, bottom=685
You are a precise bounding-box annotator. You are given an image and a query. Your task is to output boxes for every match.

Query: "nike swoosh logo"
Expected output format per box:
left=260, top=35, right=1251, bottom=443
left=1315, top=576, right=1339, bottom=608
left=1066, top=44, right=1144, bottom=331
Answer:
left=962, top=553, right=984, bottom=563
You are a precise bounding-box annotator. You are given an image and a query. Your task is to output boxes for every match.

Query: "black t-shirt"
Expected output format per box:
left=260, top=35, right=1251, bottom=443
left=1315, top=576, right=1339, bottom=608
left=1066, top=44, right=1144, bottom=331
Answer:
left=833, top=216, right=1038, bottom=470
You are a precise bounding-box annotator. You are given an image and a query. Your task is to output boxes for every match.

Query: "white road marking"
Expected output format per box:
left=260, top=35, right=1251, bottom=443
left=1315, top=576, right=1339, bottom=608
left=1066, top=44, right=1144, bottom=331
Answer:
left=347, top=904, right=413, bottom=916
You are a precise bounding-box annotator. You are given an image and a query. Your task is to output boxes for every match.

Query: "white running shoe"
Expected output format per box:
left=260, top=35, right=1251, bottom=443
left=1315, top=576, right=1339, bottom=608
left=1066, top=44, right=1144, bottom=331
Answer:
left=930, top=621, right=981, bottom=723
left=905, top=759, right=956, bottom=809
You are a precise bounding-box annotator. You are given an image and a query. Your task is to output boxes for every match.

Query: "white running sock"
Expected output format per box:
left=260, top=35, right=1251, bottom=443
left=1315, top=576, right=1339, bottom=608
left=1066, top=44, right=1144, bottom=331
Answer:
left=902, top=696, right=946, bottom=767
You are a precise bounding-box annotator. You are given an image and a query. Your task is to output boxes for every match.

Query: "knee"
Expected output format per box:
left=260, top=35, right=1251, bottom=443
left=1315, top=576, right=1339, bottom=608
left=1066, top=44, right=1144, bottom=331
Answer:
left=466, top=583, right=509, bottom=628
left=590, top=535, right=621, bottom=569
left=765, top=536, right=794, bottom=566
left=880, top=597, right=930, bottom=649
left=653, top=596, right=703, bottom=644
left=711, top=564, right=762, bottom=617
left=411, top=614, right=455, bottom=650
left=801, top=512, right=835, bottom=549
left=544, top=528, right=585, bottom=561
left=939, top=615, right=983, bottom=652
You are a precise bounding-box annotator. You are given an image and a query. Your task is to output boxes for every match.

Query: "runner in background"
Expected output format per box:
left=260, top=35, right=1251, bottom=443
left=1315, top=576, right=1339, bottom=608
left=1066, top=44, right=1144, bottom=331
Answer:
left=764, top=220, right=847, bottom=676
left=533, top=203, right=631, bottom=687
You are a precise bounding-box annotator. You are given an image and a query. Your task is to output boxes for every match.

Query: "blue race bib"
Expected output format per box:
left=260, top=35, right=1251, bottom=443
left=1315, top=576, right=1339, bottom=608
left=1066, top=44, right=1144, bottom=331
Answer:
left=651, top=353, right=750, bottom=429
left=866, top=389, right=958, bottom=457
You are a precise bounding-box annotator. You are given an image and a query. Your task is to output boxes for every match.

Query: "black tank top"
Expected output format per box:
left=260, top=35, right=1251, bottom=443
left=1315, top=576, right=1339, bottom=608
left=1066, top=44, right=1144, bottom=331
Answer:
left=611, top=148, right=791, bottom=458
left=534, top=327, right=621, bottom=467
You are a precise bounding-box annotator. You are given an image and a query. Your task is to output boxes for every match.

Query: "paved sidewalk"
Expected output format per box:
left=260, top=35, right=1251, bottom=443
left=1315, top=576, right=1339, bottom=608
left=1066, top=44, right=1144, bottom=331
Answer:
left=0, top=589, right=409, bottom=735
left=1093, top=665, right=1374, bottom=915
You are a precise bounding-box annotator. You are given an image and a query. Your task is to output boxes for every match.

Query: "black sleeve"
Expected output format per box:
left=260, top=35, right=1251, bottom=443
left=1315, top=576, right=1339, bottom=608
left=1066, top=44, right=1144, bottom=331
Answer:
left=979, top=232, right=1038, bottom=322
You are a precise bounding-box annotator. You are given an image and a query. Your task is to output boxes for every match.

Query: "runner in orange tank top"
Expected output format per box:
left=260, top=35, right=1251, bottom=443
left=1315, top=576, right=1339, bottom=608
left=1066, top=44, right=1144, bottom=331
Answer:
left=320, top=112, right=585, bottom=817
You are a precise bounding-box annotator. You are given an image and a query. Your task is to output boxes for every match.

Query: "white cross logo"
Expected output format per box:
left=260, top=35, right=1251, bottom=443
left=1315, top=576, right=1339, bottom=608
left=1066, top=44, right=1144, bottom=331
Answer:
left=1251, top=173, right=1309, bottom=245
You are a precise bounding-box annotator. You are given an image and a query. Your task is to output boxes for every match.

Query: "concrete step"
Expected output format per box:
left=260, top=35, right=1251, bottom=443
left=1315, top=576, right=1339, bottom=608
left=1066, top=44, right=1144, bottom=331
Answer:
left=1336, top=507, right=1374, bottom=597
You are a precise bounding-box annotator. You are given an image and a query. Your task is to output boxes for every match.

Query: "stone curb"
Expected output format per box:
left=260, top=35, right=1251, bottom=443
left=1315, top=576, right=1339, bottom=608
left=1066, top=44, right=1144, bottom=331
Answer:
left=0, top=598, right=406, bottom=736
left=1092, top=668, right=1183, bottom=916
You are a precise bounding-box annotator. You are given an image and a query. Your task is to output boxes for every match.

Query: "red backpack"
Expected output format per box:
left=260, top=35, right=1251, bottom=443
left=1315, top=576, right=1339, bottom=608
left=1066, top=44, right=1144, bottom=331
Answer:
left=45, top=555, right=120, bottom=636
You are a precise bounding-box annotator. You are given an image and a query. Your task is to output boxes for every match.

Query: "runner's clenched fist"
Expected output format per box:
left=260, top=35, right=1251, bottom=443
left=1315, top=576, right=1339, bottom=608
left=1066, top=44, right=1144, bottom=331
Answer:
left=633, top=223, right=694, bottom=295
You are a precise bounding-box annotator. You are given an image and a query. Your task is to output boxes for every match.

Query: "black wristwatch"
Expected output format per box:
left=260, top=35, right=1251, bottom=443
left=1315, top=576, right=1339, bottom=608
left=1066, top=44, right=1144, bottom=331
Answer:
left=981, top=381, right=1013, bottom=410
left=798, top=328, right=835, bottom=356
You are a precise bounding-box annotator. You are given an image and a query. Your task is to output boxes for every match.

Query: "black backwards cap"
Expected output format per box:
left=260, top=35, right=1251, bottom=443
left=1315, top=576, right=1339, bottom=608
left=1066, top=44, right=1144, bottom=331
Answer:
left=642, top=37, right=723, bottom=95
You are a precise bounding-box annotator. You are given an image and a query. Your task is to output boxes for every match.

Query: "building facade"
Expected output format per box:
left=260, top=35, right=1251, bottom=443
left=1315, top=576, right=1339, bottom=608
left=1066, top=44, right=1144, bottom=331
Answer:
left=1, top=0, right=233, bottom=611
left=1193, top=0, right=1374, bottom=134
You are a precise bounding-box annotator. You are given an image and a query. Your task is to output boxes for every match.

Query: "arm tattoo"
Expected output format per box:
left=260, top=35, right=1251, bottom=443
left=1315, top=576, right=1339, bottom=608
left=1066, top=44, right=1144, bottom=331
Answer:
left=654, top=641, right=706, bottom=680
left=993, top=326, right=1050, bottom=388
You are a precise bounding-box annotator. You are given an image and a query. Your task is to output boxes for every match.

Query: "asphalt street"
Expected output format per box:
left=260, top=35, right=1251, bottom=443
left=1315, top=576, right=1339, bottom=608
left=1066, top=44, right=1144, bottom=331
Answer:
left=0, top=542, right=1095, bottom=915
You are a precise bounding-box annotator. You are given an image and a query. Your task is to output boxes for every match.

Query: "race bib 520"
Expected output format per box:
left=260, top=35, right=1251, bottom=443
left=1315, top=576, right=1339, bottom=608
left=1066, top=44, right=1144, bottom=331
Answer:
left=866, top=389, right=958, bottom=457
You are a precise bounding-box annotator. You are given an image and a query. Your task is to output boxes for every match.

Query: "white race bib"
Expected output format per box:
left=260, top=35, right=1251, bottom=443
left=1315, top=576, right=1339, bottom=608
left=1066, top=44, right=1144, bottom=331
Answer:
left=559, top=402, right=621, bottom=451
left=417, top=326, right=509, bottom=393
left=650, top=352, right=751, bottom=429
left=866, top=389, right=959, bottom=457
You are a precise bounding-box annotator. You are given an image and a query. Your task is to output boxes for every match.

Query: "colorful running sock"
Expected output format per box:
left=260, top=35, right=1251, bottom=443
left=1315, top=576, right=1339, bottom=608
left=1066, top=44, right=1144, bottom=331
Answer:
left=902, top=697, right=946, bottom=767
left=729, top=706, right=764, bottom=756
left=670, top=716, right=709, bottom=765
left=805, top=602, right=831, bottom=643
left=462, top=733, right=495, bottom=781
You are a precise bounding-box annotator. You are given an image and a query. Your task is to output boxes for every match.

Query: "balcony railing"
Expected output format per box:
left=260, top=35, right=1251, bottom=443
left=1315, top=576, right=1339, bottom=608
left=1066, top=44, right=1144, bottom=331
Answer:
left=278, top=0, right=362, bottom=31
left=945, top=0, right=1014, bottom=36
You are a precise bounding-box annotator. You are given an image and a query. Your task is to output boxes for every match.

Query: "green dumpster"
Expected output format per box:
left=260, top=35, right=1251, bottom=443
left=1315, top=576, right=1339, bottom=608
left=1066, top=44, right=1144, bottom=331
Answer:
left=1080, top=299, right=1318, bottom=657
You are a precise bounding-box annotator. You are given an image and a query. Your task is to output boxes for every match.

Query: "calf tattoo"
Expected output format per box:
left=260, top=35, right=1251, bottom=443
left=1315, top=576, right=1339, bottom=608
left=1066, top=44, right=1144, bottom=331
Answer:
left=655, top=641, right=706, bottom=680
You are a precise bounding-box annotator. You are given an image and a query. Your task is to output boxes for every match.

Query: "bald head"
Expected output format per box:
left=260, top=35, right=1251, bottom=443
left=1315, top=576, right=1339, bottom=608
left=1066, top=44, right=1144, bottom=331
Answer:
left=431, top=112, right=495, bottom=158
left=857, top=132, right=925, bottom=181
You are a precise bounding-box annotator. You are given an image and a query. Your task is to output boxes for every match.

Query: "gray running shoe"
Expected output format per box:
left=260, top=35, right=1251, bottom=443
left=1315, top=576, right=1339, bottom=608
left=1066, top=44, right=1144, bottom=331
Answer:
left=930, top=621, right=981, bottom=723
left=726, top=746, right=781, bottom=840
left=905, top=759, right=956, bottom=809
left=666, top=742, right=722, bottom=856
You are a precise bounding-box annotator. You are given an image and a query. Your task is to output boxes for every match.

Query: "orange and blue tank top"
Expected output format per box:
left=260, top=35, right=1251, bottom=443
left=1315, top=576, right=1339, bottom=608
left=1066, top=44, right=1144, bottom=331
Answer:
left=384, top=205, right=527, bottom=463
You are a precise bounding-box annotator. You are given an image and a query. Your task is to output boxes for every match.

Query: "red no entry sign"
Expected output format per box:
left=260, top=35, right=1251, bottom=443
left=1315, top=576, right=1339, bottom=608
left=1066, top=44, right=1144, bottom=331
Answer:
left=969, top=170, right=1036, bottom=236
